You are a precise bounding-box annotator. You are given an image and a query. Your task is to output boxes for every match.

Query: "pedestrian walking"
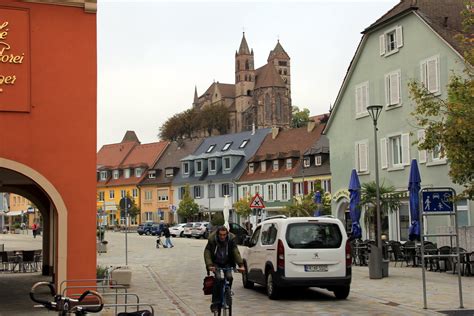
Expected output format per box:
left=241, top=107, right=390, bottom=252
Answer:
left=163, top=224, right=174, bottom=248
left=32, top=223, right=38, bottom=238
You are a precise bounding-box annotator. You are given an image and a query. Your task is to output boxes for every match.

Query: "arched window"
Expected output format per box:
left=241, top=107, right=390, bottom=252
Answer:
left=265, top=94, right=272, bottom=122
left=283, top=69, right=287, bottom=75
left=245, top=60, right=249, bottom=70
left=279, top=69, right=282, bottom=75
left=237, top=60, right=240, bottom=70
left=275, top=94, right=282, bottom=119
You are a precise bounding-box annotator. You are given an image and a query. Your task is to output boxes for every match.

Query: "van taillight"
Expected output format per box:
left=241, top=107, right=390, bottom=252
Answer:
left=345, top=240, right=352, bottom=267
left=277, top=239, right=285, bottom=269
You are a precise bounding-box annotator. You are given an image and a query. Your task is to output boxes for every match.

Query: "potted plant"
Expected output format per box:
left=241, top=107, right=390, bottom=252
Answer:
left=96, top=265, right=107, bottom=280
left=12, top=223, right=21, bottom=234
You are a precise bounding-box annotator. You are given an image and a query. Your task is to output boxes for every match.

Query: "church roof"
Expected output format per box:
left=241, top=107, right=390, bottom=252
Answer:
left=200, top=82, right=235, bottom=100
left=238, top=32, right=251, bottom=55
left=121, top=130, right=140, bottom=143
left=255, top=63, right=286, bottom=89
left=267, top=40, right=290, bottom=61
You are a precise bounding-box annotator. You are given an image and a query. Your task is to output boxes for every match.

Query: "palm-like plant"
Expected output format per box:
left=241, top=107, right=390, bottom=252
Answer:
left=360, top=181, right=402, bottom=239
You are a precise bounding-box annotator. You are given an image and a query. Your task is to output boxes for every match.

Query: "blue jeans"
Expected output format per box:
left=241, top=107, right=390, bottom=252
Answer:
left=212, top=269, right=233, bottom=307
left=165, top=237, right=173, bottom=248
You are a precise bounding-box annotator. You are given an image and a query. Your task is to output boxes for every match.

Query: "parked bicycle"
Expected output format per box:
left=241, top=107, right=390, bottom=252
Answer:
left=30, top=281, right=103, bottom=315
left=212, top=267, right=242, bottom=316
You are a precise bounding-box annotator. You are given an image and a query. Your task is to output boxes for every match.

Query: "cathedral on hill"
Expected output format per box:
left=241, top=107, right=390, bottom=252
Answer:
left=193, top=33, right=292, bottom=134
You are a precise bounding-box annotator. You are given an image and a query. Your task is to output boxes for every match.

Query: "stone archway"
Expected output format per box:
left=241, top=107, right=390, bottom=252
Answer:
left=0, top=158, right=68, bottom=284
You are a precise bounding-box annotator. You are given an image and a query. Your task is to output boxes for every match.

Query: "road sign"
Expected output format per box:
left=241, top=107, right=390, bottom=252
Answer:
left=250, top=193, right=265, bottom=209
left=119, top=197, right=132, bottom=210
left=422, top=190, right=454, bottom=212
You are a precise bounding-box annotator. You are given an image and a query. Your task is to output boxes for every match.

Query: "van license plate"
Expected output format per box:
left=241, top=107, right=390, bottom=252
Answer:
left=305, top=265, right=328, bottom=272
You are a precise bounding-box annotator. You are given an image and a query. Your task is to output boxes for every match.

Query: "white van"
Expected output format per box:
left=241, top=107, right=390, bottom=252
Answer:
left=241, top=215, right=351, bottom=299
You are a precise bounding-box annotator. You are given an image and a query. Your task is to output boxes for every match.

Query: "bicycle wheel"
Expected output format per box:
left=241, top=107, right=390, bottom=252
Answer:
left=224, top=287, right=232, bottom=316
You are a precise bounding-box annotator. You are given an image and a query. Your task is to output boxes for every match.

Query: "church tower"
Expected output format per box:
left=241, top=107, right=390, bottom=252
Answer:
left=267, top=40, right=291, bottom=99
left=235, top=32, right=255, bottom=132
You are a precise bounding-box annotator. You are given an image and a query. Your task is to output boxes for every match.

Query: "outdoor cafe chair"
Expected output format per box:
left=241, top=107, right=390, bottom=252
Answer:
left=0, top=251, right=9, bottom=272
left=451, top=247, right=468, bottom=275
left=403, top=241, right=418, bottom=267
left=6, top=251, right=21, bottom=272
left=34, top=249, right=42, bottom=271
left=390, top=242, right=407, bottom=267
left=421, top=243, right=438, bottom=271
left=21, top=250, right=36, bottom=272
left=437, top=246, right=452, bottom=272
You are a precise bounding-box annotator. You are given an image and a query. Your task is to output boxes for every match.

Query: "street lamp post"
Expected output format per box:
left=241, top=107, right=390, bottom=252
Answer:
left=367, top=104, right=384, bottom=279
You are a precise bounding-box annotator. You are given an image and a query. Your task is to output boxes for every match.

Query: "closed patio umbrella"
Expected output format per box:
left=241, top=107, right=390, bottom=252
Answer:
left=408, top=159, right=421, bottom=241
left=223, top=195, right=231, bottom=230
left=313, top=190, right=322, bottom=216
left=349, top=169, right=362, bottom=239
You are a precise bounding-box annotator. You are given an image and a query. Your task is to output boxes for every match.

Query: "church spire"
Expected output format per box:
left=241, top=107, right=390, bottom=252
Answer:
left=193, top=86, right=198, bottom=107
left=238, top=32, right=251, bottom=55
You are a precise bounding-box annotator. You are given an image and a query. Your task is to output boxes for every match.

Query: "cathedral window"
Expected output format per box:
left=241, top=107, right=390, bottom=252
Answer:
left=247, top=90, right=252, bottom=96
left=237, top=60, right=240, bottom=70
left=245, top=60, right=249, bottom=70
left=275, top=95, right=282, bottom=119
left=283, top=69, right=287, bottom=75
left=279, top=69, right=282, bottom=75
left=265, top=94, right=272, bottom=122
left=278, top=61, right=287, bottom=66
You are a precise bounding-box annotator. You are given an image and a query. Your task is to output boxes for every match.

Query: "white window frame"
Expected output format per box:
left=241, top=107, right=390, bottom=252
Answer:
left=355, top=139, right=369, bottom=173
left=182, top=162, right=190, bottom=175
left=315, top=155, right=322, bottom=166
left=303, top=157, right=310, bottom=167
left=239, top=139, right=249, bottom=148
left=100, top=171, right=108, bottom=181
left=241, top=185, right=249, bottom=198
left=285, top=158, right=292, bottom=170
left=98, top=191, right=104, bottom=201
left=222, top=142, right=232, bottom=151
left=248, top=163, right=254, bottom=174
left=109, top=190, right=114, bottom=199
left=420, top=55, right=440, bottom=95
left=145, top=190, right=152, bottom=201
left=382, top=133, right=410, bottom=170
left=195, top=160, right=203, bottom=174
left=120, top=190, right=126, bottom=198
left=223, top=157, right=231, bottom=171
left=260, top=161, right=266, bottom=172
left=379, top=25, right=403, bottom=56
left=385, top=69, right=401, bottom=107
left=206, top=144, right=215, bottom=153
left=209, top=159, right=217, bottom=172
left=280, top=182, right=289, bottom=201
left=266, top=184, right=275, bottom=202
left=124, top=169, right=130, bottom=179
left=322, top=179, right=331, bottom=193
left=158, top=189, right=169, bottom=201
left=355, top=81, right=369, bottom=117
left=113, top=170, right=119, bottom=179
left=132, top=188, right=138, bottom=198
left=165, top=168, right=174, bottom=177
left=272, top=160, right=279, bottom=171
left=148, top=170, right=156, bottom=179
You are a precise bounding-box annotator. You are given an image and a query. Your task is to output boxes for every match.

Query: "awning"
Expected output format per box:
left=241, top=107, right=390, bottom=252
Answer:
left=3, top=210, right=24, bottom=217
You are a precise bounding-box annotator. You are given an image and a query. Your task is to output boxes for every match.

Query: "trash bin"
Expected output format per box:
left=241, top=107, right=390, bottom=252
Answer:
left=369, top=244, right=383, bottom=279
left=0, top=244, right=3, bottom=251
left=382, top=259, right=390, bottom=277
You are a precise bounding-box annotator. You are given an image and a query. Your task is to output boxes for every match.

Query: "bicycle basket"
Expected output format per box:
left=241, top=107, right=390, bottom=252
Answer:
left=202, top=275, right=215, bottom=295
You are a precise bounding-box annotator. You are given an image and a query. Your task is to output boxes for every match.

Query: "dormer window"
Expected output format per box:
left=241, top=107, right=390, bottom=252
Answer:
left=165, top=168, right=174, bottom=178
left=124, top=169, right=130, bottom=178
left=239, top=139, right=249, bottom=148
left=148, top=170, right=156, bottom=179
left=303, top=157, right=310, bottom=168
left=196, top=160, right=203, bottom=174
left=182, top=162, right=189, bottom=175
left=135, top=168, right=143, bottom=177
left=273, top=160, right=279, bottom=171
left=222, top=142, right=232, bottom=151
left=223, top=157, right=231, bottom=171
left=209, top=159, right=216, bottom=172
left=206, top=144, right=216, bottom=153
left=286, top=158, right=292, bottom=169
left=113, top=170, right=119, bottom=179
left=249, top=163, right=254, bottom=174
left=315, top=155, right=322, bottom=166
left=100, top=171, right=108, bottom=181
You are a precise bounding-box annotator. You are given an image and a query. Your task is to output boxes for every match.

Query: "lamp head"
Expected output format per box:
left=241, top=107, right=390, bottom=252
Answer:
left=367, top=105, right=383, bottom=123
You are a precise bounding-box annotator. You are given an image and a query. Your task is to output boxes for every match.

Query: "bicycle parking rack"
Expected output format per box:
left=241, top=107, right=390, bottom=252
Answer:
left=419, top=187, right=463, bottom=309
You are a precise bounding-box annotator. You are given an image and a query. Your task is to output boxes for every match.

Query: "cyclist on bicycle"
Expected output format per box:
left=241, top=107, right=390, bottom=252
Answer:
left=204, top=225, right=244, bottom=312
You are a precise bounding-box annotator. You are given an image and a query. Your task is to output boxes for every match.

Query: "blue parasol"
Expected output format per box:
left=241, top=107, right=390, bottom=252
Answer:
left=408, top=159, right=421, bottom=241
left=313, top=191, right=322, bottom=216
left=349, top=169, right=362, bottom=239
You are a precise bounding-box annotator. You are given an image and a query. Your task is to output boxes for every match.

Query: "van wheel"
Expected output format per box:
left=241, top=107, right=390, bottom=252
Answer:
left=242, top=265, right=254, bottom=289
left=333, top=286, right=350, bottom=299
left=266, top=271, right=280, bottom=300
left=180, top=232, right=184, bottom=237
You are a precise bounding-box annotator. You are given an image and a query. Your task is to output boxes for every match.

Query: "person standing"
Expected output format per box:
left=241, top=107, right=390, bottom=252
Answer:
left=32, top=223, right=38, bottom=238
left=163, top=224, right=174, bottom=248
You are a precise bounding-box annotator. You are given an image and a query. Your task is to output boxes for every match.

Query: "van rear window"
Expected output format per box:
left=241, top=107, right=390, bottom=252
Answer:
left=286, top=223, right=342, bottom=249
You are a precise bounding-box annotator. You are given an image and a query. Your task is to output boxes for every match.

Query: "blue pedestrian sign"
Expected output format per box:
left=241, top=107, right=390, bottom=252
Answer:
left=422, top=190, right=454, bottom=212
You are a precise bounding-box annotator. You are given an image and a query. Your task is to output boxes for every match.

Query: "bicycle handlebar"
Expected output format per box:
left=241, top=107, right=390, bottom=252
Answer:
left=30, top=282, right=57, bottom=310
left=73, top=290, right=104, bottom=313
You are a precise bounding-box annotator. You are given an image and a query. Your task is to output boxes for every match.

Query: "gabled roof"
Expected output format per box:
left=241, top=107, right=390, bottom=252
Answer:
left=200, top=82, right=235, bottom=100
left=267, top=40, right=290, bottom=61
left=140, top=138, right=203, bottom=186
left=97, top=141, right=138, bottom=169
left=323, top=0, right=467, bottom=134
left=255, top=63, right=286, bottom=89
left=239, top=124, right=325, bottom=182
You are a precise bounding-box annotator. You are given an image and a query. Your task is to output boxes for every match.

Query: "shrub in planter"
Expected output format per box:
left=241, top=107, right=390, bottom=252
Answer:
left=96, top=265, right=107, bottom=280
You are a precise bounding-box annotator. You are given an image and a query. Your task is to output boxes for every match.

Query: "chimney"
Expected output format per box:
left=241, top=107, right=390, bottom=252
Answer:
left=272, top=127, right=279, bottom=139
left=307, top=120, right=316, bottom=132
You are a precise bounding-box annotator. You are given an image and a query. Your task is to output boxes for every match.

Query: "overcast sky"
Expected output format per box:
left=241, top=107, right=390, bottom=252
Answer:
left=97, top=0, right=399, bottom=149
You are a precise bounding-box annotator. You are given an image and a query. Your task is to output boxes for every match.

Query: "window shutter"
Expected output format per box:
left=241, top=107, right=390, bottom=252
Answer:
left=379, top=34, right=386, bottom=56
left=360, top=142, right=368, bottom=172
left=219, top=184, right=223, bottom=197
left=355, top=143, right=360, bottom=171
left=402, top=133, right=411, bottom=165
left=362, top=84, right=369, bottom=112
left=355, top=86, right=362, bottom=115
left=230, top=185, right=234, bottom=197
left=390, top=72, right=400, bottom=105
left=427, top=58, right=439, bottom=93
left=384, top=74, right=390, bottom=106
left=417, top=130, right=427, bottom=163
left=381, top=138, right=388, bottom=169
left=276, top=183, right=281, bottom=201
left=396, top=25, right=403, bottom=48
left=420, top=61, right=427, bottom=86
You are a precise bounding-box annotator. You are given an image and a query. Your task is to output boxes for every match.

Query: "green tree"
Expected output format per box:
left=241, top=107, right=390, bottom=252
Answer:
left=285, top=192, right=316, bottom=217
left=199, top=102, right=229, bottom=136
left=291, top=106, right=310, bottom=128
left=234, top=194, right=252, bottom=218
left=177, top=185, right=199, bottom=220
left=408, top=6, right=473, bottom=198
left=360, top=181, right=401, bottom=239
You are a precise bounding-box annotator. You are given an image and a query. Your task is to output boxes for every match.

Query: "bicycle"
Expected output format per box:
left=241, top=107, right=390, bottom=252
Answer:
left=211, top=267, right=242, bottom=316
left=30, top=281, right=104, bottom=315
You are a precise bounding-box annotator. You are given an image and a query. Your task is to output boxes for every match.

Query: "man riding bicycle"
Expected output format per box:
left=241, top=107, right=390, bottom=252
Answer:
left=204, top=225, right=244, bottom=313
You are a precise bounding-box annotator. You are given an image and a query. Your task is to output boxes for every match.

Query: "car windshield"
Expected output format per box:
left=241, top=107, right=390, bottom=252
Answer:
left=285, top=222, right=342, bottom=249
